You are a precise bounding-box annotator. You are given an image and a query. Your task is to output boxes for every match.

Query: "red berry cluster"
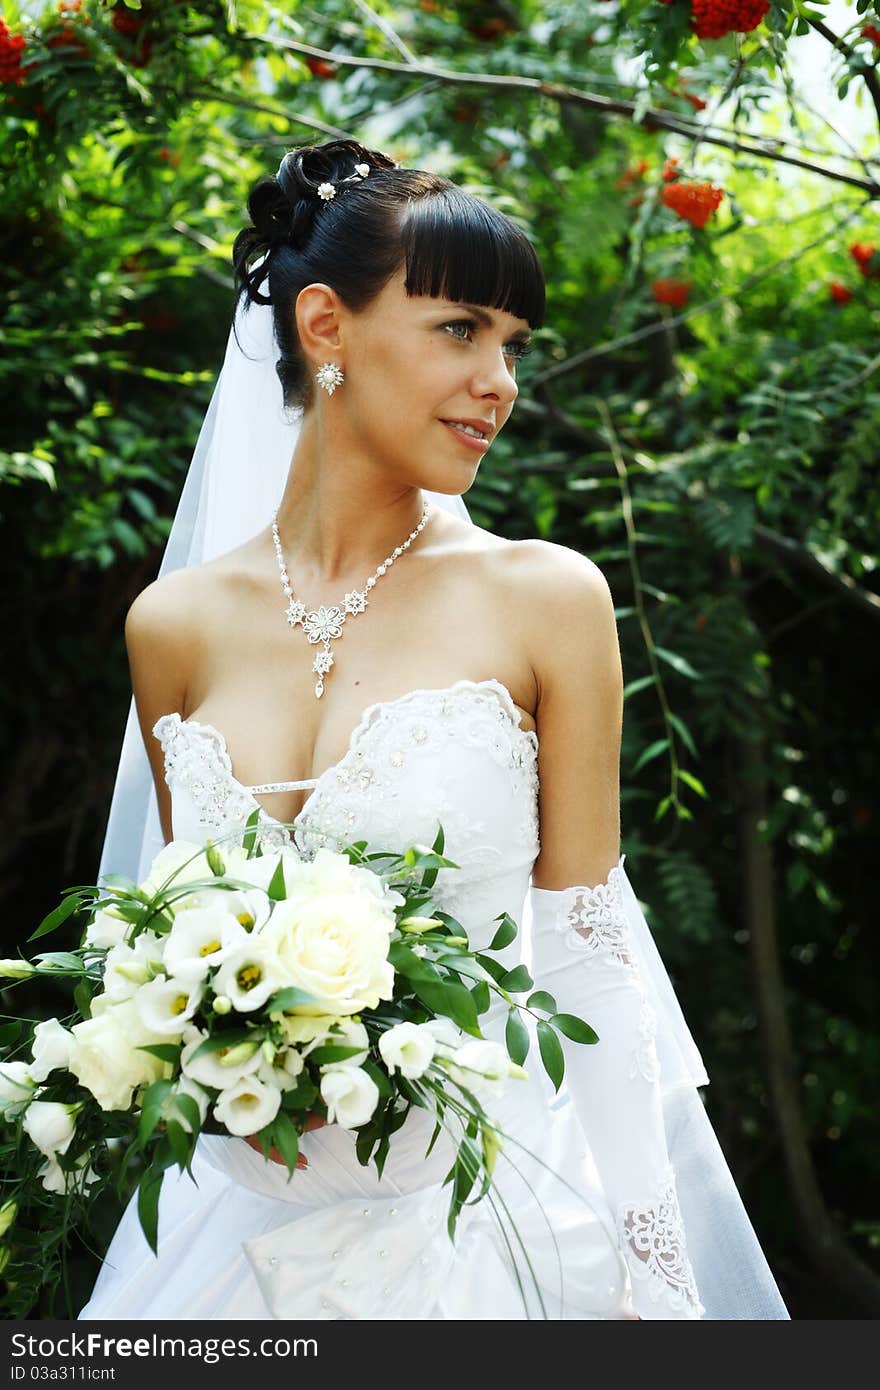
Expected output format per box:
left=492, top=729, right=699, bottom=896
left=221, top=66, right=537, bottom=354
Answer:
left=47, top=0, right=91, bottom=57
left=827, top=280, right=852, bottom=304
left=0, top=17, right=30, bottom=85
left=660, top=161, right=724, bottom=228
left=690, top=0, right=770, bottom=38
left=652, top=278, right=692, bottom=307
left=104, top=1, right=153, bottom=67
left=861, top=23, right=880, bottom=48
left=850, top=242, right=878, bottom=278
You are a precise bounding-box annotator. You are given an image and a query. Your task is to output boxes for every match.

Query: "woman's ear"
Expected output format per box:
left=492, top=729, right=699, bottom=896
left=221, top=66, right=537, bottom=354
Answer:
left=295, top=283, right=344, bottom=362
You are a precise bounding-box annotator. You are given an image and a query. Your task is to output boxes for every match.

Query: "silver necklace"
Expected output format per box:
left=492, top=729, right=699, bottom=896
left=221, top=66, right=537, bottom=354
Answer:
left=270, top=503, right=432, bottom=698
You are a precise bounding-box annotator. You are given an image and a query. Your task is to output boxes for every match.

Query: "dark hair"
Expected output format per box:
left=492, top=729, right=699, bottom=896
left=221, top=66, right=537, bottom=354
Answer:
left=231, top=138, right=546, bottom=412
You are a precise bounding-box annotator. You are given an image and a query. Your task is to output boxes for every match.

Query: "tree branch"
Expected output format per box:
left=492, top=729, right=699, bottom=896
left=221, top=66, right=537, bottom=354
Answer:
left=805, top=17, right=880, bottom=135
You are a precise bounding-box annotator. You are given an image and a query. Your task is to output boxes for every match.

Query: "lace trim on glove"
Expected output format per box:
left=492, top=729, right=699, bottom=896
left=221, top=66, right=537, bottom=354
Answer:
left=617, top=1166, right=705, bottom=1318
left=553, top=860, right=637, bottom=973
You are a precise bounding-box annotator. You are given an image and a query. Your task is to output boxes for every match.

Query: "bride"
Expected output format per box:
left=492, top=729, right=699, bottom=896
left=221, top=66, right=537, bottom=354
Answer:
left=78, top=139, right=789, bottom=1321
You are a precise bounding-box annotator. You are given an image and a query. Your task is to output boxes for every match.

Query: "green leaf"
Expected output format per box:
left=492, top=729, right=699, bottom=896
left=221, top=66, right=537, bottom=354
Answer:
left=470, top=979, right=490, bottom=1014
left=526, top=990, right=557, bottom=1013
left=266, top=986, right=320, bottom=1013
left=307, top=1043, right=367, bottom=1066
left=632, top=738, right=670, bottom=774
left=269, top=1110, right=300, bottom=1173
left=73, top=979, right=93, bottom=1021
left=28, top=893, right=84, bottom=943
left=488, top=913, right=518, bottom=951
left=537, top=1020, right=565, bottom=1092
left=165, top=1117, right=191, bottom=1170
left=677, top=768, right=708, bottom=799
left=499, top=964, right=533, bottom=993
left=135, top=1043, right=183, bottom=1064
left=187, top=1029, right=254, bottom=1061
left=137, top=1166, right=165, bottom=1255
left=0, top=1022, right=21, bottom=1048
left=171, top=1093, right=202, bottom=1135
left=551, top=1012, right=599, bottom=1045
left=505, top=1008, right=530, bottom=1066
left=267, top=856, right=287, bottom=901
left=654, top=646, right=703, bottom=681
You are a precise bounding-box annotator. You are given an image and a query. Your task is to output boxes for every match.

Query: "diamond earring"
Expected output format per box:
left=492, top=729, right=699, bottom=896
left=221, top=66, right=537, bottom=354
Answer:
left=316, top=362, right=345, bottom=396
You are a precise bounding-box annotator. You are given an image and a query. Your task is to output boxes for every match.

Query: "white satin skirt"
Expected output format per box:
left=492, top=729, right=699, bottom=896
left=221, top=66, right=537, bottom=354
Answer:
left=78, top=1011, right=635, bottom=1322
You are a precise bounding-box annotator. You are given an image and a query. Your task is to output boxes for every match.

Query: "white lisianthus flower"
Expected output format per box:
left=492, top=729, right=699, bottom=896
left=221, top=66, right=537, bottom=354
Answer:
left=378, top=1021, right=436, bottom=1079
left=213, top=1075, right=281, bottom=1137
left=320, top=1019, right=370, bottom=1073
left=68, top=998, right=169, bottom=1112
left=135, top=976, right=204, bottom=1036
left=212, top=941, right=281, bottom=1013
left=258, top=855, right=396, bottom=1018
left=38, top=1151, right=100, bottom=1195
left=256, top=1046, right=305, bottom=1093
left=223, top=845, right=305, bottom=901
left=162, top=907, right=251, bottom=985
left=160, top=1075, right=210, bottom=1134
left=446, top=1039, right=514, bottom=1103
left=139, top=841, right=216, bottom=900
left=83, top=906, right=129, bottom=950
left=21, top=1100, right=80, bottom=1158
left=103, top=932, right=166, bottom=1003
left=180, top=1028, right=262, bottom=1089
left=0, top=1061, right=37, bottom=1116
left=421, top=1016, right=463, bottom=1051
left=29, top=1018, right=75, bottom=1083
left=320, top=1066, right=380, bottom=1130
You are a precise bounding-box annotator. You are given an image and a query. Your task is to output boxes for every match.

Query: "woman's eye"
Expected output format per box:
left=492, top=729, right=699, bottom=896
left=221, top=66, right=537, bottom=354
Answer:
left=443, top=320, right=533, bottom=361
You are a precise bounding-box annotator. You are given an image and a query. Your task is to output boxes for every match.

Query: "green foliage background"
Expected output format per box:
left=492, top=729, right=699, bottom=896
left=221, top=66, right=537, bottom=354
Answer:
left=1, top=0, right=878, bottom=1319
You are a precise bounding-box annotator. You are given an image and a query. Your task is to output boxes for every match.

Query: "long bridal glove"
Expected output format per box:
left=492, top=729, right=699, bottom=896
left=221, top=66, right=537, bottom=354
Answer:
left=529, top=857, right=705, bottom=1321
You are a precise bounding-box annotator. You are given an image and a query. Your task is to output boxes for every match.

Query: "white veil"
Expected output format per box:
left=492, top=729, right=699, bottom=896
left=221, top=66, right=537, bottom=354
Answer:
left=96, top=287, right=788, bottom=1320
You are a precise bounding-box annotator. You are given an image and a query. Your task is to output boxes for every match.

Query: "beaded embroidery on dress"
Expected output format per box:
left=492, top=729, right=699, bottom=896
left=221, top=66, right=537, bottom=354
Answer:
left=79, top=678, right=789, bottom=1322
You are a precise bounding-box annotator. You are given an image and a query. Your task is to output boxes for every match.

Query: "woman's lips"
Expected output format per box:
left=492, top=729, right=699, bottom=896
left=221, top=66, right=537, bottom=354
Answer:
left=440, top=420, right=491, bottom=453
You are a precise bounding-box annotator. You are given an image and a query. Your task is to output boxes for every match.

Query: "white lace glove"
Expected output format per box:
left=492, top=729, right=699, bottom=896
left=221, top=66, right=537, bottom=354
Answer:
left=529, top=857, right=705, bottom=1320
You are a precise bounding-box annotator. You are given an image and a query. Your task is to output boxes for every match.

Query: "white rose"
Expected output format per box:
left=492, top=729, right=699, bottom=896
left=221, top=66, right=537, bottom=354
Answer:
left=213, top=1075, right=281, bottom=1137
left=68, top=999, right=169, bottom=1112
left=320, top=1066, right=380, bottom=1130
left=0, top=1061, right=37, bottom=1116
left=180, top=1028, right=262, bottom=1089
left=288, top=847, right=405, bottom=912
left=162, top=906, right=254, bottom=985
left=21, top=1100, right=80, bottom=1158
left=83, top=906, right=129, bottom=950
left=378, top=1021, right=436, bottom=1079
left=135, top=976, right=204, bottom=1035
left=29, top=1019, right=75, bottom=1083
left=259, top=869, right=396, bottom=1018
left=320, top=1019, right=370, bottom=1073
left=212, top=940, right=282, bottom=1013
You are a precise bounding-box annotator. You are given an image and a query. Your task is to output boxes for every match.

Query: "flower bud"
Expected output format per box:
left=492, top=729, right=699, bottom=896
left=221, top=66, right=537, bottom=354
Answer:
left=213, top=994, right=232, bottom=1015
left=114, top=961, right=151, bottom=985
left=218, top=1039, right=261, bottom=1068
left=0, top=1200, right=16, bottom=1238
left=0, top=959, right=37, bottom=980
left=206, top=842, right=226, bottom=877
left=398, top=916, right=443, bottom=934
left=261, top=1039, right=276, bottom=1066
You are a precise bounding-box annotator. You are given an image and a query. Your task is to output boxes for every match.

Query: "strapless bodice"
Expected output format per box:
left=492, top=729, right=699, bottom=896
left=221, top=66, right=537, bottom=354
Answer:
left=152, top=677, right=540, bottom=955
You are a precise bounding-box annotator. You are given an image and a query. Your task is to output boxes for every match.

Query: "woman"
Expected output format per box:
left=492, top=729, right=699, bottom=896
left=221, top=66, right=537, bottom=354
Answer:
left=79, top=139, right=789, bottom=1321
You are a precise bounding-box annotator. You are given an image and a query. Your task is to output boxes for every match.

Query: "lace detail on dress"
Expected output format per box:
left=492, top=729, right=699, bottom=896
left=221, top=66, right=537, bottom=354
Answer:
left=617, top=1166, right=705, bottom=1318
left=630, top=995, right=661, bottom=1084
left=152, top=713, right=293, bottom=854
left=553, top=861, right=636, bottom=973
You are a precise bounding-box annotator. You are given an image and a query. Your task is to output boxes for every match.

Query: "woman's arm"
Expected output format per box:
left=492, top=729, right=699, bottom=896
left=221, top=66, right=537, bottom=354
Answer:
left=522, top=543, right=704, bottom=1320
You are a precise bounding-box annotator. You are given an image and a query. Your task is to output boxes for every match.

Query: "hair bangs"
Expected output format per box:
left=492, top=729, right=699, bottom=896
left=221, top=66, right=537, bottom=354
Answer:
left=399, top=189, right=545, bottom=329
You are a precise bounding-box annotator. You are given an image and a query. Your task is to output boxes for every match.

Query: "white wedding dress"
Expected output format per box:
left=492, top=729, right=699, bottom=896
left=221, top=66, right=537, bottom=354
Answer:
left=78, top=677, right=789, bottom=1321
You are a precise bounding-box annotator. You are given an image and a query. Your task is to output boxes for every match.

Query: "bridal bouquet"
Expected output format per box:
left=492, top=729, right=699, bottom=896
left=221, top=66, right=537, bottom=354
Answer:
left=0, top=812, right=597, bottom=1316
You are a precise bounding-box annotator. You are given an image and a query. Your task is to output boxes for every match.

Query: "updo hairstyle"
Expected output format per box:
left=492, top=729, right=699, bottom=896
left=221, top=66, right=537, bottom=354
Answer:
left=232, top=138, right=545, bottom=413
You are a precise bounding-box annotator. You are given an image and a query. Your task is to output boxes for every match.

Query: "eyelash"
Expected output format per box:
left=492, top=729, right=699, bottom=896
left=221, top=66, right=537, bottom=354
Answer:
left=442, top=319, right=534, bottom=361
